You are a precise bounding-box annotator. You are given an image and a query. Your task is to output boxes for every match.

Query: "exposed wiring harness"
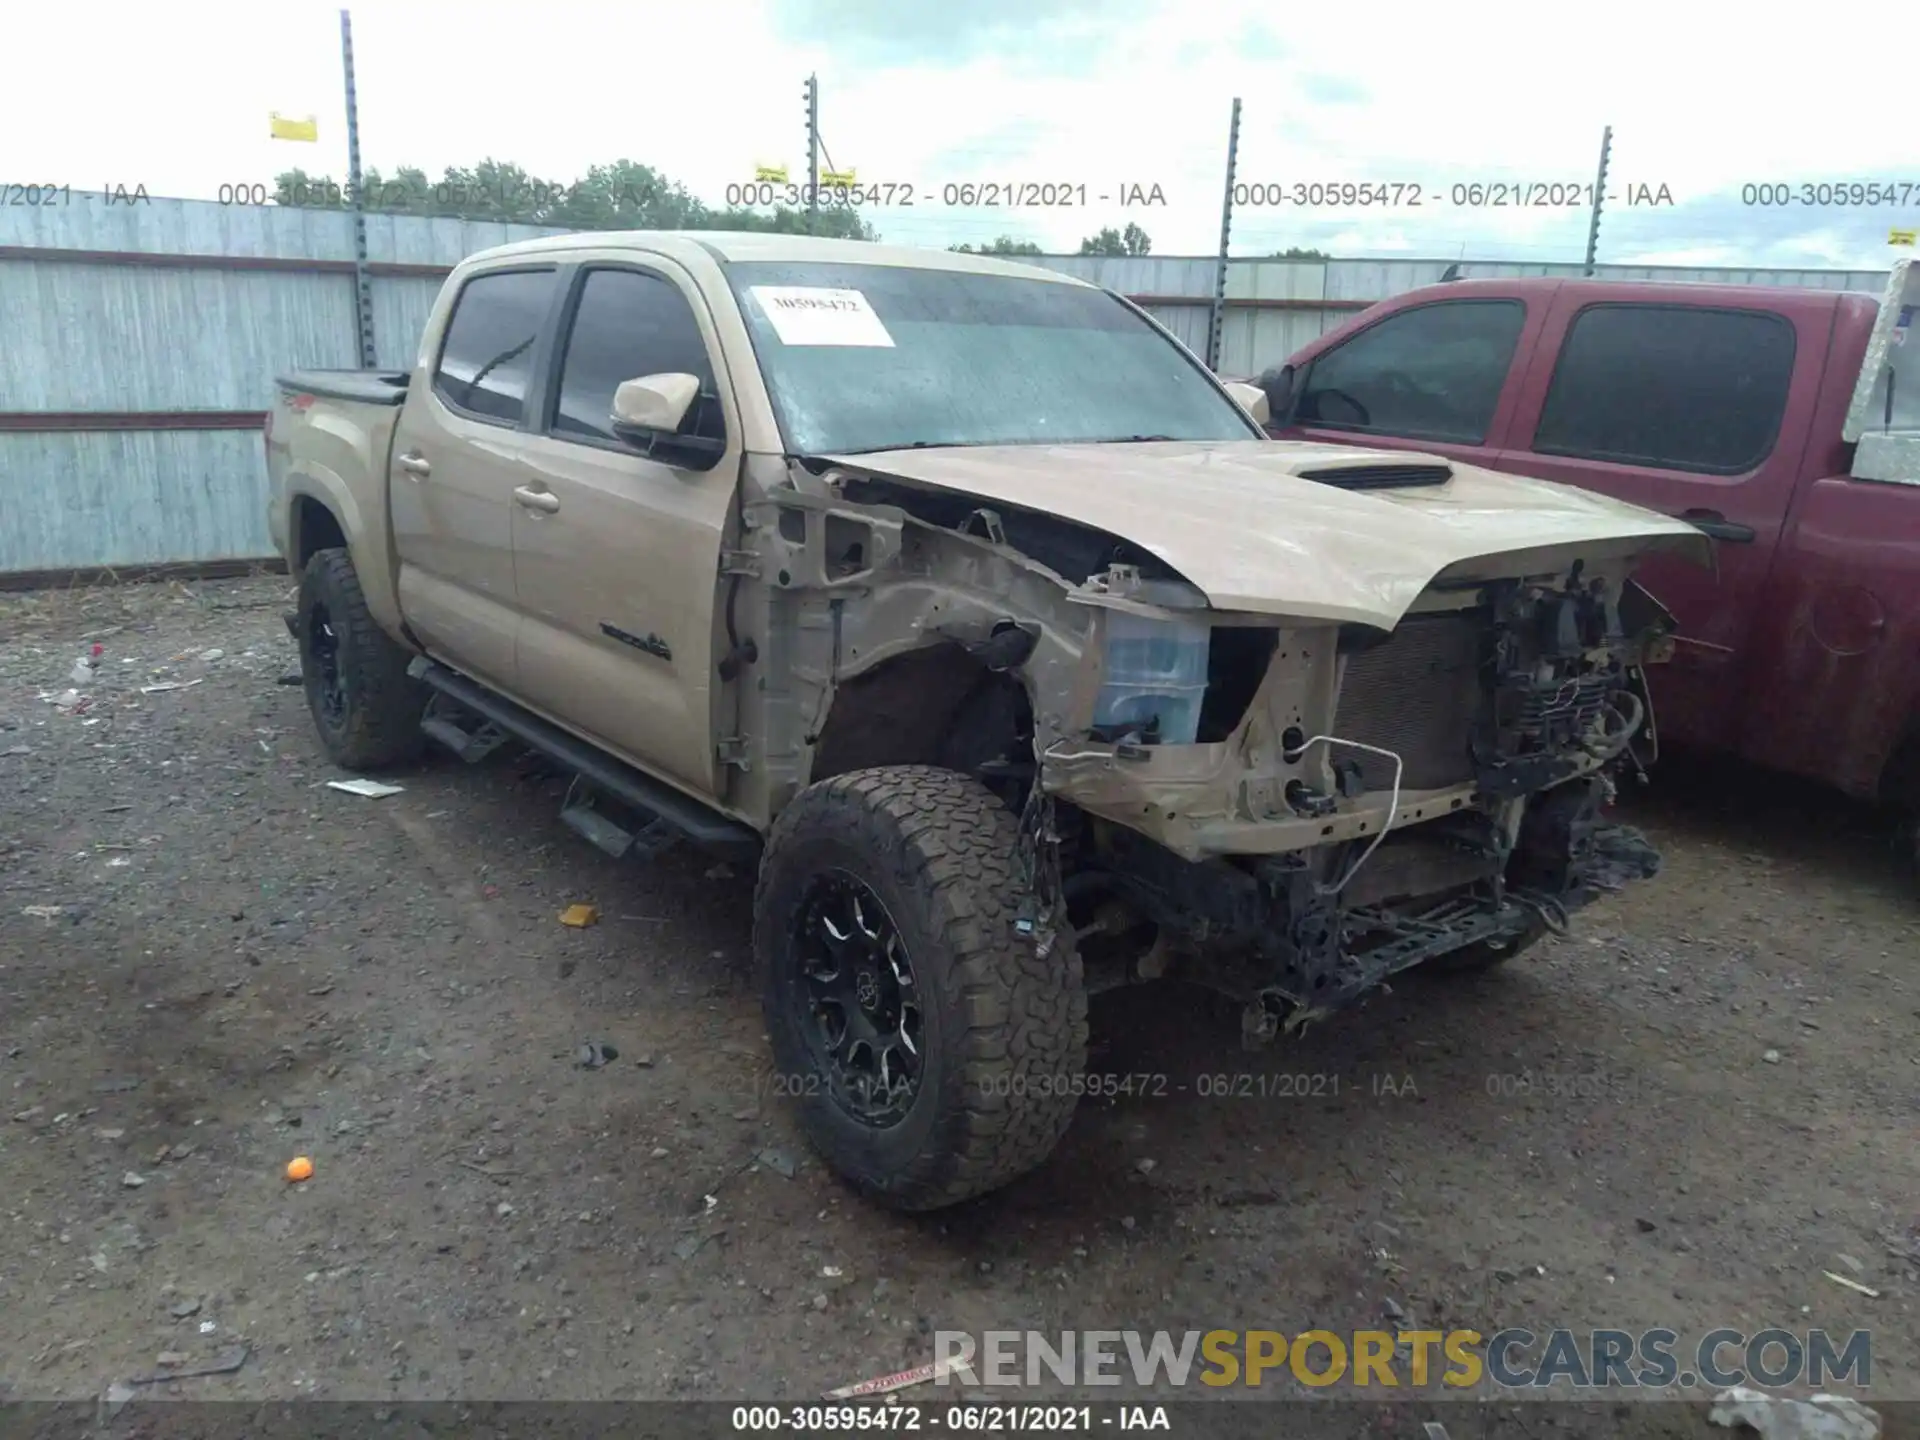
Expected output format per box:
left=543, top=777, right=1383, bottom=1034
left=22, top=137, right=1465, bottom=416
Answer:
left=1043, top=743, right=1132, bottom=763
left=1582, top=689, right=1646, bottom=762
left=1509, top=888, right=1572, bottom=936
left=1287, top=734, right=1405, bottom=898
left=1043, top=731, right=1406, bottom=896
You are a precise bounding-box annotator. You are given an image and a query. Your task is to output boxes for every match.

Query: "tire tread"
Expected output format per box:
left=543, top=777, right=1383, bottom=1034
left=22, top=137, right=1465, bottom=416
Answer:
left=299, top=548, right=425, bottom=770
left=753, top=766, right=1088, bottom=1210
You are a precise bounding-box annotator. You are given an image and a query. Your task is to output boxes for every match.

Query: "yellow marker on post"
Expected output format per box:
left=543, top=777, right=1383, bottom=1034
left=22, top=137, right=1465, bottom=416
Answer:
left=755, top=164, right=789, bottom=184
left=1891, top=228, right=1917, bottom=248
left=270, top=112, right=319, bottom=142
left=820, top=169, right=856, bottom=188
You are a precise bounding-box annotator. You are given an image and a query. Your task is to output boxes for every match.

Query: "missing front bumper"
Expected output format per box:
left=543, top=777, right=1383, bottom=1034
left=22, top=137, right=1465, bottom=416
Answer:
left=1079, top=777, right=1663, bottom=1040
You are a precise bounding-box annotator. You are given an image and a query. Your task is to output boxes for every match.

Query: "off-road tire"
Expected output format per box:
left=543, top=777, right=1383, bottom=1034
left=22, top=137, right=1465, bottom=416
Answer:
left=753, top=766, right=1089, bottom=1211
left=1426, top=917, right=1548, bottom=974
left=297, top=548, right=426, bottom=771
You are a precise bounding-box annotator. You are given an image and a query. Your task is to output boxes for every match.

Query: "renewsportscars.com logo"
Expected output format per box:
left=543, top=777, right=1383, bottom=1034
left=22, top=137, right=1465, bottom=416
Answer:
left=932, top=1328, right=1872, bottom=1391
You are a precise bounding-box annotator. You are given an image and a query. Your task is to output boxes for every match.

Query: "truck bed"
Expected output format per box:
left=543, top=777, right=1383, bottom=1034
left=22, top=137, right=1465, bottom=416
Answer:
left=266, top=371, right=412, bottom=569
left=275, top=369, right=411, bottom=406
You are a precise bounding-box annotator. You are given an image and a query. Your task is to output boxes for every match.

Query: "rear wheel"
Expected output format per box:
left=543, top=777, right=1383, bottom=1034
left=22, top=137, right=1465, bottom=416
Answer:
left=297, top=548, right=427, bottom=770
left=753, top=766, right=1088, bottom=1211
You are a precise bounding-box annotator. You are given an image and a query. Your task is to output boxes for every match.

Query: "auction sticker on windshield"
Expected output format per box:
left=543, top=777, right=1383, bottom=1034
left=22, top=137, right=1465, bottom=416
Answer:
left=749, top=286, right=895, bottom=347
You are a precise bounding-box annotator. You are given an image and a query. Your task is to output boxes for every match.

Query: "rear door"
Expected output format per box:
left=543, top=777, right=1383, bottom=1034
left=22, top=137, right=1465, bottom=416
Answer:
left=1737, top=288, right=1919, bottom=798
left=389, top=265, right=560, bottom=690
left=1274, top=290, right=1550, bottom=464
left=510, top=255, right=740, bottom=801
left=1489, top=290, right=1827, bottom=748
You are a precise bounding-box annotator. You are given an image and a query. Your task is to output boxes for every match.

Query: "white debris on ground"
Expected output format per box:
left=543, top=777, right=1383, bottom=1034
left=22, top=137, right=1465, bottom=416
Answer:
left=0, top=575, right=299, bottom=783
left=1708, top=1386, right=1882, bottom=1440
left=326, top=778, right=405, bottom=799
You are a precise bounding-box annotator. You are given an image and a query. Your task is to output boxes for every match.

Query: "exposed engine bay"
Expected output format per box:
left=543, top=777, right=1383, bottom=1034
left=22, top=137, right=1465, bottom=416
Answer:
left=1040, top=567, right=1669, bottom=1042
left=738, top=447, right=1692, bottom=1045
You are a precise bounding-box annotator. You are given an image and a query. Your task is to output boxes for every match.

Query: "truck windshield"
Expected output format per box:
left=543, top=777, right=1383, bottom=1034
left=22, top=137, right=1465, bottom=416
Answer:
left=725, top=261, right=1257, bottom=454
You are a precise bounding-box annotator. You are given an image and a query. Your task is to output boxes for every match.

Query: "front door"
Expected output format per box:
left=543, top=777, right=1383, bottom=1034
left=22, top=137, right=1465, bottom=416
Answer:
left=1276, top=294, right=1546, bottom=465
left=1489, top=291, right=1826, bottom=749
left=389, top=265, right=559, bottom=691
left=511, top=259, right=740, bottom=801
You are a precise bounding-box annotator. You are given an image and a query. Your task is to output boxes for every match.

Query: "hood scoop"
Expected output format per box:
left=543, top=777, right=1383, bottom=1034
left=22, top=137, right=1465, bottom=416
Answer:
left=1296, top=461, right=1454, bottom=490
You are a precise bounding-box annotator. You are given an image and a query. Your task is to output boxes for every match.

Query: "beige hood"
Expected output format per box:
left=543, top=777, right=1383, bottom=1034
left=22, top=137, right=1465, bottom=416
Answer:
left=826, top=440, right=1711, bottom=629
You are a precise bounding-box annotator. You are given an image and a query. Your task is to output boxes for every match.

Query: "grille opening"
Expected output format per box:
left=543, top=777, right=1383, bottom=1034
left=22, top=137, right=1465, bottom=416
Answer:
left=1195, top=626, right=1279, bottom=742
left=1332, top=612, right=1486, bottom=790
left=1297, top=463, right=1455, bottom=490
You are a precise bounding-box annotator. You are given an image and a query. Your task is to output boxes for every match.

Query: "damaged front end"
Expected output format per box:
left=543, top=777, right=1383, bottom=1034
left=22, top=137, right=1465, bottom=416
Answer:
left=739, top=448, right=1688, bottom=1047
left=1049, top=563, right=1671, bottom=1041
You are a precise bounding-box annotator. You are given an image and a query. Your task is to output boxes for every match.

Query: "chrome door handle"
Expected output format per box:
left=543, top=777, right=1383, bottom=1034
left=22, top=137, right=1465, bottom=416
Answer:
left=397, top=452, right=431, bottom=478
left=513, top=485, right=560, bottom=513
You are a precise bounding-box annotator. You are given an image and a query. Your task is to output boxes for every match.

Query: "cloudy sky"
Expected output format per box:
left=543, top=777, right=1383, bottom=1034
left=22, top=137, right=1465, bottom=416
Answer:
left=3, top=0, right=1911, bottom=269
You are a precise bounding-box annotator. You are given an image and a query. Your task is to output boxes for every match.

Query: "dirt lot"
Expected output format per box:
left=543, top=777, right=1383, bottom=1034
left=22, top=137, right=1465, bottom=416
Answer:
left=1, top=575, right=1915, bottom=1433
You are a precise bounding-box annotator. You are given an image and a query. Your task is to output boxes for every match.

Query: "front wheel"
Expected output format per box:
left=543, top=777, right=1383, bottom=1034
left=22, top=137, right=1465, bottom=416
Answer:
left=753, top=766, right=1088, bottom=1211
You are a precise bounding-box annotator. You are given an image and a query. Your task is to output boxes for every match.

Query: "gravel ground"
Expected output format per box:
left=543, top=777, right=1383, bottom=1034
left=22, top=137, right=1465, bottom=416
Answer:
left=1, top=575, right=1916, bottom=1435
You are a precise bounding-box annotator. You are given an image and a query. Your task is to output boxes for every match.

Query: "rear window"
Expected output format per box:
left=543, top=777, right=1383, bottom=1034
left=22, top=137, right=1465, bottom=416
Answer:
left=432, top=268, right=556, bottom=425
left=1531, top=304, right=1796, bottom=474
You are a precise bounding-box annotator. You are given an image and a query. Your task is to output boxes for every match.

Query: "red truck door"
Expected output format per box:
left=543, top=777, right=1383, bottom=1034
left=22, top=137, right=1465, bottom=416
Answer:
left=1486, top=286, right=1832, bottom=752
left=1736, top=292, right=1919, bottom=799
left=1274, top=286, right=1556, bottom=464
left=1741, top=471, right=1920, bottom=798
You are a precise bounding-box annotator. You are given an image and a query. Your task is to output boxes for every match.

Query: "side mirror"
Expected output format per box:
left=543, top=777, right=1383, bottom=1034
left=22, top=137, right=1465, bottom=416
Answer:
left=1224, top=381, right=1270, bottom=426
left=610, top=373, right=725, bottom=469
left=1256, top=363, right=1296, bottom=425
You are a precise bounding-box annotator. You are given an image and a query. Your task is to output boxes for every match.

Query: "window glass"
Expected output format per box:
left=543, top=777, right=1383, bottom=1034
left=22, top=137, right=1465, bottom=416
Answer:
left=1296, top=300, right=1526, bottom=443
left=432, top=269, right=554, bottom=424
left=554, top=269, right=724, bottom=443
left=724, top=261, right=1254, bottom=455
left=1532, top=304, right=1795, bottom=474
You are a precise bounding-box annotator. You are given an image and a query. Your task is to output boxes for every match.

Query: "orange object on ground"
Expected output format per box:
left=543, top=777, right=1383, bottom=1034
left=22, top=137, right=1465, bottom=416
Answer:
left=286, top=1156, right=314, bottom=1182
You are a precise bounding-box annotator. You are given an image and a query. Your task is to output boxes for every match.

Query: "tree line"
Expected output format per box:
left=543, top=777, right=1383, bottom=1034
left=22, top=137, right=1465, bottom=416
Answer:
left=273, top=161, right=1332, bottom=260
left=952, top=223, right=1154, bottom=257
left=956, top=230, right=1331, bottom=259
left=273, top=159, right=874, bottom=240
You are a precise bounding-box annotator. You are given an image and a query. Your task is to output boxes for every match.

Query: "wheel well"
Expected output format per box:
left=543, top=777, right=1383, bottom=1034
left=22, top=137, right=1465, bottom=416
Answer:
left=1880, top=718, right=1920, bottom=810
left=808, top=643, right=1034, bottom=805
left=290, top=495, right=348, bottom=572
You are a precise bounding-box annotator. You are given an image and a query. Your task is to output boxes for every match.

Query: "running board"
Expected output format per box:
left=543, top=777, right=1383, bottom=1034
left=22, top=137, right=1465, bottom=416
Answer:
left=559, top=775, right=681, bottom=861
left=407, top=658, right=759, bottom=859
left=420, top=692, right=511, bottom=764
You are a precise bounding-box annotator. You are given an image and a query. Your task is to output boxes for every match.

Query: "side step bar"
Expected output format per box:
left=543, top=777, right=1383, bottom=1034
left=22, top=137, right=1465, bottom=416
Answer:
left=420, top=691, right=512, bottom=764
left=558, top=775, right=682, bottom=860
left=407, top=658, right=760, bottom=860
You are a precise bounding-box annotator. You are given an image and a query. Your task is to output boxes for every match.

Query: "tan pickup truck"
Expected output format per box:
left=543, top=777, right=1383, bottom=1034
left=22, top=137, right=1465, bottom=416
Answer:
left=266, top=232, right=1707, bottom=1210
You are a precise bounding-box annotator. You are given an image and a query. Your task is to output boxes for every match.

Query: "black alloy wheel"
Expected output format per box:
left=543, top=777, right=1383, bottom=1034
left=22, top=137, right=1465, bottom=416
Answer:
left=792, top=872, right=923, bottom=1125
left=751, top=767, right=1088, bottom=1210
left=304, top=599, right=349, bottom=729
left=294, top=548, right=426, bottom=770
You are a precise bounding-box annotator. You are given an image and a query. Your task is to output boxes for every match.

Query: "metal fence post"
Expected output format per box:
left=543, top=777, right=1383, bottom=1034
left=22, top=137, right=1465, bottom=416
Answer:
left=805, top=74, right=820, bottom=237
left=1584, top=125, right=1612, bottom=278
left=1207, top=98, right=1242, bottom=373
left=340, top=9, right=377, bottom=368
